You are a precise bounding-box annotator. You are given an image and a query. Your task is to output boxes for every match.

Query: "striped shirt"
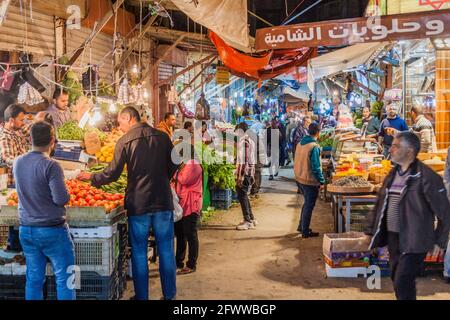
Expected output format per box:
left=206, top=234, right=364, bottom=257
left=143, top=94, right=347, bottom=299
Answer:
left=386, top=168, right=410, bottom=233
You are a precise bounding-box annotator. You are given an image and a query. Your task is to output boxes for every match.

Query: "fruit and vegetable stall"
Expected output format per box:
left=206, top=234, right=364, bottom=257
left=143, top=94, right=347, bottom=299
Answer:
left=320, top=129, right=448, bottom=280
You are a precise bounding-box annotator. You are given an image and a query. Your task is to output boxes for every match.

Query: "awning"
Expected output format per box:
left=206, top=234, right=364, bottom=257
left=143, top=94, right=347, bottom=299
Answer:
left=307, top=42, right=390, bottom=91
left=281, top=86, right=311, bottom=106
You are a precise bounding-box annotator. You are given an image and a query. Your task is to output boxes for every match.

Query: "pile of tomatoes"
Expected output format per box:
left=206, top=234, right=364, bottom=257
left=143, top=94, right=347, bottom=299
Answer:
left=7, top=180, right=125, bottom=214
left=66, top=180, right=124, bottom=213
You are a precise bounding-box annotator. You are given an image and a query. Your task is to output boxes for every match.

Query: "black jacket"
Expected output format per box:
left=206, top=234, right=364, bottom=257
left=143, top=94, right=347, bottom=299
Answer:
left=366, top=159, right=450, bottom=253
left=92, top=123, right=179, bottom=215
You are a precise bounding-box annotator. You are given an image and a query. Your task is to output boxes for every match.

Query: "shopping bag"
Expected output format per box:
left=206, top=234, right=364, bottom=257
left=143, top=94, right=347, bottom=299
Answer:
left=172, top=188, right=183, bottom=222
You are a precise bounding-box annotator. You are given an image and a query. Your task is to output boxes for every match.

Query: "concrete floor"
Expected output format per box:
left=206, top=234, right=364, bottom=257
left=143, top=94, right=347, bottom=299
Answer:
left=122, top=168, right=450, bottom=300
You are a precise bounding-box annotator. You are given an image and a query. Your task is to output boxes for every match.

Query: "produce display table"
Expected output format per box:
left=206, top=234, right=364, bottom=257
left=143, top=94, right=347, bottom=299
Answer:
left=0, top=206, right=126, bottom=227
left=329, top=192, right=377, bottom=233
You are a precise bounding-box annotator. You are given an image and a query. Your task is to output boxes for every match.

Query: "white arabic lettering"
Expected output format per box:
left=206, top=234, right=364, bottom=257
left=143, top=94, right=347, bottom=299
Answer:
left=316, top=27, right=322, bottom=41
left=371, top=24, right=389, bottom=40
left=397, top=21, right=421, bottom=33
left=351, top=23, right=368, bottom=37
left=329, top=26, right=350, bottom=39
left=264, top=33, right=286, bottom=46
left=425, top=20, right=444, bottom=36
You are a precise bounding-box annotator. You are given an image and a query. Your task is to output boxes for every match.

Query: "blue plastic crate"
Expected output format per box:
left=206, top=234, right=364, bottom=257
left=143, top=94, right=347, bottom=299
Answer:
left=0, top=275, right=25, bottom=300
left=210, top=189, right=232, bottom=202
left=232, top=191, right=238, bottom=201
left=211, top=198, right=232, bottom=210
left=46, top=269, right=119, bottom=300
left=54, top=149, right=82, bottom=162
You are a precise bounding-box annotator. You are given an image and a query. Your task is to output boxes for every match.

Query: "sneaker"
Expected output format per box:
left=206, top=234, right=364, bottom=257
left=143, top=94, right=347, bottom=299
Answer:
left=252, top=219, right=259, bottom=227
left=274, top=172, right=279, bottom=177
left=236, top=221, right=255, bottom=230
left=302, top=231, right=320, bottom=238
left=269, top=175, right=274, bottom=180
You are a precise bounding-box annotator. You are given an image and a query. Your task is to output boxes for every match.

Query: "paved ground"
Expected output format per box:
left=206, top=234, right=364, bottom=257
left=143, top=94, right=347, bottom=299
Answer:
left=122, top=168, right=450, bottom=300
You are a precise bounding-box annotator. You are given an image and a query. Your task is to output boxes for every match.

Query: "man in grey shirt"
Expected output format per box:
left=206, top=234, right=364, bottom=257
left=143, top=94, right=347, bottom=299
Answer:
left=45, top=88, right=72, bottom=128
left=14, top=121, right=75, bottom=300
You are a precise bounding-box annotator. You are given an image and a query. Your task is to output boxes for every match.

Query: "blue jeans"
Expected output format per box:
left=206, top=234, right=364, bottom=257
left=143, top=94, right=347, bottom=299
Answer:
left=128, top=211, right=176, bottom=300
left=298, top=184, right=320, bottom=234
left=19, top=225, right=76, bottom=300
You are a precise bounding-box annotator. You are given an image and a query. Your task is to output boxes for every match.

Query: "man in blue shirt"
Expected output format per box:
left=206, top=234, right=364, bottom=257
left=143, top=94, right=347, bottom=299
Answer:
left=14, top=121, right=75, bottom=300
left=378, top=103, right=408, bottom=158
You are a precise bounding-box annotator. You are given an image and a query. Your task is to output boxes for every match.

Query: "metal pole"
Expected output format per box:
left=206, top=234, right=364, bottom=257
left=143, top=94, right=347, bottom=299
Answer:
left=282, top=0, right=322, bottom=25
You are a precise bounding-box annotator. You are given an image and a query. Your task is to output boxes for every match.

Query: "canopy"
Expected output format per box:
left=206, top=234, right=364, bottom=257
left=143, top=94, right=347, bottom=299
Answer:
left=307, top=42, right=390, bottom=91
left=171, top=0, right=252, bottom=52
left=210, top=32, right=316, bottom=83
left=281, top=86, right=310, bottom=107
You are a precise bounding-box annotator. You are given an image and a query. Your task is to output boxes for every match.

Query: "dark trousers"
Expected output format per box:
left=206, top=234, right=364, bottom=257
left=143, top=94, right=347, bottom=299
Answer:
left=298, top=183, right=320, bottom=234
left=388, top=232, right=427, bottom=300
left=175, top=214, right=200, bottom=270
left=237, top=175, right=255, bottom=223
left=250, top=166, right=262, bottom=195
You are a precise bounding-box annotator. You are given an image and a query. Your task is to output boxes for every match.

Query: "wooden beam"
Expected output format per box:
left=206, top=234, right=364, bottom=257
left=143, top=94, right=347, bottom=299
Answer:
left=350, top=78, right=378, bottom=97
left=115, top=14, right=159, bottom=72
left=158, top=53, right=216, bottom=86
left=150, top=35, right=185, bottom=75
left=146, top=26, right=209, bottom=43
left=64, top=0, right=126, bottom=76
left=178, top=56, right=217, bottom=95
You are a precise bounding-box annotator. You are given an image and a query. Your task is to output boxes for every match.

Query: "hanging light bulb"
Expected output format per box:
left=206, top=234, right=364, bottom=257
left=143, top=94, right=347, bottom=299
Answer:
left=131, top=64, right=139, bottom=74
left=234, top=92, right=238, bottom=98
left=109, top=102, right=117, bottom=113
left=143, top=89, right=149, bottom=99
left=240, top=92, right=244, bottom=98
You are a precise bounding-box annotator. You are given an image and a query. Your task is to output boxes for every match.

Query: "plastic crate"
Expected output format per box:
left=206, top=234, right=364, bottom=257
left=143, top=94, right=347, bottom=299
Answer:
left=53, top=148, right=82, bottom=162
left=46, top=269, right=119, bottom=300
left=211, top=198, right=232, bottom=210
left=210, top=189, right=232, bottom=202
left=70, top=224, right=118, bottom=239
left=232, top=191, right=238, bottom=201
left=46, top=231, right=119, bottom=277
left=0, top=226, right=8, bottom=248
left=0, top=275, right=25, bottom=300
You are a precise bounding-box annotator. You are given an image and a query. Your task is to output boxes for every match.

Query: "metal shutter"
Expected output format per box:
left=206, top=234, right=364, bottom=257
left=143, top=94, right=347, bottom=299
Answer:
left=66, top=27, right=114, bottom=83
left=0, top=4, right=55, bottom=56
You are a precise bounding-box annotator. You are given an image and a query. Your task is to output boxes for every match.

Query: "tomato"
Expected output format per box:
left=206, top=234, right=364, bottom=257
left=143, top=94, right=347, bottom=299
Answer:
left=89, top=199, right=96, bottom=206
left=85, top=195, right=93, bottom=202
left=94, top=194, right=103, bottom=201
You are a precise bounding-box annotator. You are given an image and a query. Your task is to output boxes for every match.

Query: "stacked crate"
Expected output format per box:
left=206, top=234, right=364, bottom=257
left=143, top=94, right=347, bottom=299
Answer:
left=46, top=224, right=120, bottom=300
left=210, top=189, right=233, bottom=210
left=117, top=222, right=129, bottom=297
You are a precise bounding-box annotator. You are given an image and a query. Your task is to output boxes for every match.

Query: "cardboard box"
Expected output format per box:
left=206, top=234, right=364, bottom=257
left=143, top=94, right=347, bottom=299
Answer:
left=325, top=264, right=368, bottom=278
left=324, top=254, right=370, bottom=268
left=323, top=232, right=371, bottom=257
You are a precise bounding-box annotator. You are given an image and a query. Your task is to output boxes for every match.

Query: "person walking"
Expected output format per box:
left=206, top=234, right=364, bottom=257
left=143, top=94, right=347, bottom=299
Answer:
left=378, top=103, right=408, bottom=158
left=410, top=105, right=437, bottom=153
left=366, top=131, right=450, bottom=300
left=77, top=106, right=178, bottom=300
left=235, top=122, right=257, bottom=230
left=291, top=115, right=312, bottom=158
left=173, top=144, right=203, bottom=275
left=157, top=112, right=177, bottom=140
left=294, top=123, right=325, bottom=238
left=14, top=121, right=75, bottom=300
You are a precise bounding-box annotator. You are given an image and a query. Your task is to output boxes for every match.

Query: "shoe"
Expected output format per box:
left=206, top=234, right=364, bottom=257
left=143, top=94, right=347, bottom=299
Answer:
left=269, top=175, right=274, bottom=180
left=252, top=219, right=259, bottom=226
left=274, top=172, right=278, bottom=177
left=176, top=262, right=184, bottom=269
left=236, top=221, right=255, bottom=230
left=302, top=231, right=320, bottom=238
left=177, top=267, right=196, bottom=275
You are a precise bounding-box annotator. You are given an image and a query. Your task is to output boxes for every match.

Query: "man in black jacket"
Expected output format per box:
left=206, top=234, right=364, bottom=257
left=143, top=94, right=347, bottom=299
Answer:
left=366, top=131, right=450, bottom=300
left=78, top=107, right=179, bottom=300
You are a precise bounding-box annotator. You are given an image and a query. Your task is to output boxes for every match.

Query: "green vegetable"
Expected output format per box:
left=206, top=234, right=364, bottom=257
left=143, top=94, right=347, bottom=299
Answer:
left=88, top=163, right=127, bottom=194
left=57, top=121, right=86, bottom=141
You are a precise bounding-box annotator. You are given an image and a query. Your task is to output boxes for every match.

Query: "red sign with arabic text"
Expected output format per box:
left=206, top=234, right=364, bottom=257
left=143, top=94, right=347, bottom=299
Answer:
left=255, top=9, right=450, bottom=50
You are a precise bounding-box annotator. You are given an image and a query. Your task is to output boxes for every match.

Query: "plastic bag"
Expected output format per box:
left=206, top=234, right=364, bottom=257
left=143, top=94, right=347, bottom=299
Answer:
left=172, top=188, right=183, bottom=222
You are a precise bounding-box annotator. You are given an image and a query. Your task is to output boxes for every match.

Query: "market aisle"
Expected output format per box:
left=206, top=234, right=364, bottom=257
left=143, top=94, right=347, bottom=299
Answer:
left=122, top=168, right=450, bottom=300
